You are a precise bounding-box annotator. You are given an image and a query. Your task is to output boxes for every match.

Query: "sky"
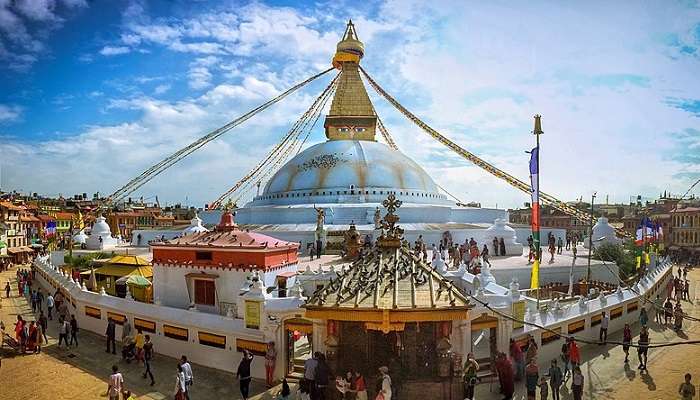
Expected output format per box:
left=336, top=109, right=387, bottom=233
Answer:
left=0, top=0, right=699, bottom=209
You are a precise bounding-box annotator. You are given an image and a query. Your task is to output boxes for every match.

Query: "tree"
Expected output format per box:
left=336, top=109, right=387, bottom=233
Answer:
left=593, top=242, right=636, bottom=279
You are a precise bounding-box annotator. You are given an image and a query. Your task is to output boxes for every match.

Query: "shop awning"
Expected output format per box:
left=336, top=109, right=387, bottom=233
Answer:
left=80, top=264, right=153, bottom=278
left=7, top=246, right=34, bottom=254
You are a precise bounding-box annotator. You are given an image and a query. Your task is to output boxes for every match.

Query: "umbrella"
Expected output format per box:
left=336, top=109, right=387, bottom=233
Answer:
left=88, top=267, right=97, bottom=291
left=116, top=274, right=152, bottom=287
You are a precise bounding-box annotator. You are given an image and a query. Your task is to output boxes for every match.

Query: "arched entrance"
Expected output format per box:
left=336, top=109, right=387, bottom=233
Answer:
left=284, top=318, right=314, bottom=376
left=470, top=314, right=499, bottom=378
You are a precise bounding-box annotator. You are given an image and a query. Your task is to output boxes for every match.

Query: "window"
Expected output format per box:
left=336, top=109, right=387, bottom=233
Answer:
left=338, top=127, right=350, bottom=132
left=354, top=127, right=366, bottom=132
left=194, top=279, right=216, bottom=306
left=195, top=251, right=212, bottom=261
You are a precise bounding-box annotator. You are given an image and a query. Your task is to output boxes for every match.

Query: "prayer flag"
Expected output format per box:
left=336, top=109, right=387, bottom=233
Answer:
left=529, top=146, right=540, bottom=290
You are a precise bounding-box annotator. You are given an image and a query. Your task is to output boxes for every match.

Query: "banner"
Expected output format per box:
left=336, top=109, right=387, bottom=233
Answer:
left=529, top=146, right=540, bottom=290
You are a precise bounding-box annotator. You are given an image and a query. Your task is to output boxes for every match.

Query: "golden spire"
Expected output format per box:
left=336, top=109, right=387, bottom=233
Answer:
left=532, top=114, right=544, bottom=135
left=332, top=20, right=364, bottom=69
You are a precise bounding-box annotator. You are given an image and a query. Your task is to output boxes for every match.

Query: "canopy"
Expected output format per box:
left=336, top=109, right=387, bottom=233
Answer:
left=80, top=264, right=153, bottom=278
left=106, top=254, right=150, bottom=266
left=116, top=274, right=152, bottom=287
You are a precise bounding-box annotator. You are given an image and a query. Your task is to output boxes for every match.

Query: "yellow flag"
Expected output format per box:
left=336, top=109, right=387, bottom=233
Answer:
left=645, top=252, right=651, bottom=265
left=77, top=209, right=85, bottom=230
left=636, top=256, right=641, bottom=269
left=530, top=259, right=539, bottom=290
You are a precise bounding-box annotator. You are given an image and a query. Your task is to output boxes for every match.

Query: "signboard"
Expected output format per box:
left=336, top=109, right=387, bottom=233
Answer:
left=245, top=300, right=261, bottom=329
left=512, top=300, right=526, bottom=330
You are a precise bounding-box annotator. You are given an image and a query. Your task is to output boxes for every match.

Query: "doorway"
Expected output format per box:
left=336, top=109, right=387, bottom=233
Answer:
left=284, top=318, right=313, bottom=376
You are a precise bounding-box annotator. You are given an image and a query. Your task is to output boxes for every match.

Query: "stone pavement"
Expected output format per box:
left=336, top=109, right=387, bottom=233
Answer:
left=0, top=266, right=288, bottom=400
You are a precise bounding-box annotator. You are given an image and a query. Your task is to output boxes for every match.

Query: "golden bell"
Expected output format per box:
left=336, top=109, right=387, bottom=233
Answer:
left=532, top=114, right=544, bottom=135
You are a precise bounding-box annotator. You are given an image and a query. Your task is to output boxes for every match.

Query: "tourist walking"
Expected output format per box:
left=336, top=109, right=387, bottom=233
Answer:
left=174, top=364, right=187, bottom=400
left=571, top=366, right=584, bottom=400
left=378, top=366, right=392, bottom=400
left=69, top=314, right=79, bottom=346
left=265, top=341, right=277, bottom=387
left=46, top=293, right=54, bottom=320
left=674, top=303, right=684, bottom=332
left=653, top=295, right=664, bottom=324
left=622, top=324, right=632, bottom=363
left=495, top=352, right=514, bottom=400
left=31, top=290, right=38, bottom=312
left=664, top=297, right=674, bottom=325
left=142, top=335, right=155, bottom=385
left=525, top=336, right=538, bottom=364
left=463, top=353, right=479, bottom=400
left=135, top=329, right=145, bottom=362
left=303, top=352, right=318, bottom=400
left=58, top=316, right=70, bottom=347
left=639, top=306, right=648, bottom=327
left=638, top=326, right=649, bottom=370
left=105, top=317, right=116, bottom=354
left=538, top=375, right=548, bottom=400
left=481, top=244, right=491, bottom=267
left=679, top=373, right=696, bottom=400
left=556, top=237, right=563, bottom=255
left=509, top=338, right=524, bottom=381
left=122, top=317, right=133, bottom=344
left=568, top=338, right=581, bottom=367
left=599, top=311, right=609, bottom=343
left=548, top=359, right=562, bottom=400
left=493, top=237, right=500, bottom=256
left=316, top=353, right=331, bottom=400
left=180, top=356, right=193, bottom=399
left=108, top=365, right=124, bottom=400
left=35, top=321, right=44, bottom=353
left=560, top=341, right=570, bottom=379
left=38, top=311, right=48, bottom=343
left=236, top=349, right=254, bottom=400
left=4, top=281, right=10, bottom=298
left=525, top=359, right=539, bottom=400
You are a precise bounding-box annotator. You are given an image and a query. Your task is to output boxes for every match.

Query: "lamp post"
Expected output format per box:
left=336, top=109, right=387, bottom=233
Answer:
left=586, top=192, right=597, bottom=283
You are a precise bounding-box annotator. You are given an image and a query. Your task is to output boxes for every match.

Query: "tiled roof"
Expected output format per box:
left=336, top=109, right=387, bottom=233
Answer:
left=155, top=229, right=298, bottom=250
left=0, top=201, right=23, bottom=211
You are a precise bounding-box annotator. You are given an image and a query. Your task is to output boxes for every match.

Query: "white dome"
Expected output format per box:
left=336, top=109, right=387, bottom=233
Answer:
left=92, top=216, right=112, bottom=235
left=183, top=214, right=209, bottom=235
left=72, top=230, right=88, bottom=244
left=253, top=140, right=449, bottom=206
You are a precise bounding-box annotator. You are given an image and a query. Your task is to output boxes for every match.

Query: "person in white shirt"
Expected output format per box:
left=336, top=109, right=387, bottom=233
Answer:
left=58, top=316, right=70, bottom=347
left=599, top=311, right=609, bottom=344
left=180, top=355, right=193, bottom=400
left=379, top=366, right=392, bottom=400
left=174, top=364, right=187, bottom=400
left=108, top=365, right=124, bottom=400
left=46, top=294, right=54, bottom=320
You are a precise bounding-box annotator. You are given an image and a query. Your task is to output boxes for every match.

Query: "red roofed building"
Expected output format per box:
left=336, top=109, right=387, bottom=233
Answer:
left=150, top=210, right=300, bottom=313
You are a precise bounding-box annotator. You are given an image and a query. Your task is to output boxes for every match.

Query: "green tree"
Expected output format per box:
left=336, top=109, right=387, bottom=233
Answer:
left=593, top=242, right=636, bottom=279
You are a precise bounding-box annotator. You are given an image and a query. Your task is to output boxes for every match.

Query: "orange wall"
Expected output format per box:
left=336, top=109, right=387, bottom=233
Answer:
left=152, top=246, right=298, bottom=270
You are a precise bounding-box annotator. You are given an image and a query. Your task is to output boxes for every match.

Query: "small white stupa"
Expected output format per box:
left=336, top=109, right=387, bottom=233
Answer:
left=72, top=229, right=88, bottom=245
left=584, top=217, right=621, bottom=249
left=86, top=216, right=119, bottom=250
left=182, top=213, right=209, bottom=235
left=483, top=218, right=522, bottom=255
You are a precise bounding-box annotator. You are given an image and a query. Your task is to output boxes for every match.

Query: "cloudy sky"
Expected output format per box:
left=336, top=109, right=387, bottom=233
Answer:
left=1, top=0, right=699, bottom=209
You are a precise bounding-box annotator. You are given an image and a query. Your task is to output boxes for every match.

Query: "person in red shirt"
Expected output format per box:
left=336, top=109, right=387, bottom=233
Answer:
left=509, top=339, right=524, bottom=381
left=354, top=371, right=367, bottom=400
left=568, top=338, right=581, bottom=366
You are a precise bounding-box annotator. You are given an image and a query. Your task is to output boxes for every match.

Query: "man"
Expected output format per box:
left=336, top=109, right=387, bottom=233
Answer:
left=180, top=355, right=193, bottom=400
left=121, top=317, right=132, bottom=344
left=105, top=318, right=116, bottom=354
left=107, top=365, right=124, bottom=400
left=303, top=352, right=319, bottom=400
left=31, top=290, right=38, bottom=313
left=69, top=314, right=79, bottom=346
left=134, top=329, right=145, bottom=362
left=679, top=373, right=696, bottom=400
left=4, top=281, right=10, bottom=298
left=38, top=311, right=48, bottom=343
left=548, top=359, right=563, bottom=400
left=57, top=316, right=70, bottom=347
left=654, top=295, right=664, bottom=324
left=36, top=289, right=44, bottom=314
left=46, top=293, right=54, bottom=320
left=142, top=335, right=155, bottom=386
left=638, top=326, right=649, bottom=370
left=378, top=366, right=392, bottom=400
left=463, top=353, right=479, bottom=400
left=599, top=311, right=609, bottom=344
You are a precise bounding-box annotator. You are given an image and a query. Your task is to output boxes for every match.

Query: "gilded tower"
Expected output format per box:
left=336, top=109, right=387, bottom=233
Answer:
left=324, top=20, right=377, bottom=142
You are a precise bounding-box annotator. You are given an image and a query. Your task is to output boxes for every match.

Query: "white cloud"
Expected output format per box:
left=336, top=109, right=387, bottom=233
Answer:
left=99, top=45, right=130, bottom=56
left=154, top=84, right=170, bottom=95
left=15, top=0, right=58, bottom=21
left=0, top=104, right=22, bottom=122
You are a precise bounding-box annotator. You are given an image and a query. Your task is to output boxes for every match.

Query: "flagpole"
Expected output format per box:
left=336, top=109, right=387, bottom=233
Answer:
left=532, top=115, right=543, bottom=308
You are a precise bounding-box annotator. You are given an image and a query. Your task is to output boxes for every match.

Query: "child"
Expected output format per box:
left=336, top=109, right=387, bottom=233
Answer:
left=277, top=378, right=291, bottom=400
left=539, top=375, right=549, bottom=400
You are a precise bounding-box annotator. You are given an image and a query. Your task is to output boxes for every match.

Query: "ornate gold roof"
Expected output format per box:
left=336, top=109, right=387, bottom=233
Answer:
left=328, top=63, right=375, bottom=118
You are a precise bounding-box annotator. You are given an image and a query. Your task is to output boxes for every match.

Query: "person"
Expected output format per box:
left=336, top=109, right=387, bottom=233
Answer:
left=639, top=306, right=648, bottom=327
left=525, top=336, right=538, bottom=364
left=143, top=335, right=155, bottom=386
left=108, top=365, right=124, bottom=400
left=525, top=359, right=539, bottom=400
left=568, top=338, right=581, bottom=367
left=14, top=315, right=25, bottom=351
left=538, top=375, right=549, bottom=400
left=354, top=371, right=367, bottom=400
left=463, top=353, right=479, bottom=400
left=565, top=234, right=571, bottom=250
left=122, top=317, right=133, bottom=345
left=638, top=326, right=649, bottom=370
left=495, top=352, right=515, bottom=400
left=556, top=237, right=563, bottom=255
left=560, top=341, right=570, bottom=379
left=599, top=311, right=609, bottom=343
left=335, top=371, right=352, bottom=399
left=279, top=378, right=292, bottom=400
left=547, top=359, right=562, bottom=400
left=664, top=297, right=674, bottom=325
left=493, top=237, right=500, bottom=256
left=38, top=311, right=48, bottom=343
left=180, top=355, right=193, bottom=400
left=499, top=237, right=506, bottom=256
left=69, top=314, right=79, bottom=346
left=105, top=318, right=116, bottom=354
left=57, top=316, right=70, bottom=347
left=654, top=295, right=664, bottom=324
left=679, top=373, right=696, bottom=400
left=674, top=303, right=684, bottom=332
left=571, top=366, right=584, bottom=400
left=237, top=349, right=254, bottom=400
left=509, top=338, right=525, bottom=381
left=622, top=323, right=632, bottom=363
left=265, top=341, right=277, bottom=387
left=684, top=280, right=690, bottom=301
left=304, top=352, right=319, bottom=400
left=4, top=281, right=9, bottom=298
left=378, top=366, right=392, bottom=400
left=46, top=293, right=54, bottom=320
left=316, top=353, right=331, bottom=400
left=481, top=244, right=491, bottom=267
left=26, top=321, right=37, bottom=353
left=124, top=390, right=137, bottom=400
left=548, top=234, right=556, bottom=263
left=135, top=329, right=145, bottom=362
left=31, top=290, right=38, bottom=313
left=174, top=364, right=187, bottom=400
left=35, top=321, right=44, bottom=353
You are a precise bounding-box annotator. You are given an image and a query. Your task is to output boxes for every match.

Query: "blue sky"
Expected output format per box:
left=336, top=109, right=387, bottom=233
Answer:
left=1, top=0, right=699, bottom=209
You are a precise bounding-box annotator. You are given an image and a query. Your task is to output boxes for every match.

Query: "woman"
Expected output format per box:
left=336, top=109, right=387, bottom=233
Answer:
left=278, top=378, right=291, bottom=400
left=463, top=353, right=479, bottom=400
left=174, top=364, right=186, bottom=400
left=495, top=352, right=515, bottom=399
left=335, top=371, right=353, bottom=399
left=26, top=321, right=37, bottom=353
left=568, top=339, right=581, bottom=367
left=571, top=366, right=584, bottom=400
left=35, top=322, right=44, bottom=353
left=354, top=371, right=367, bottom=400
left=265, top=341, right=277, bottom=387
left=560, top=341, right=570, bottom=379
left=378, top=366, right=392, bottom=400
left=14, top=315, right=25, bottom=352
left=525, top=359, right=539, bottom=400
left=237, top=350, right=254, bottom=400
left=525, top=337, right=538, bottom=364
left=622, top=324, right=632, bottom=363
left=639, top=307, right=648, bottom=327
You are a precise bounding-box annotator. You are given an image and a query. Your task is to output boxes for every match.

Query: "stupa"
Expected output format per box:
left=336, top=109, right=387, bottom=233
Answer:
left=182, top=213, right=209, bottom=235
left=86, top=216, right=119, bottom=250
left=205, top=21, right=507, bottom=249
